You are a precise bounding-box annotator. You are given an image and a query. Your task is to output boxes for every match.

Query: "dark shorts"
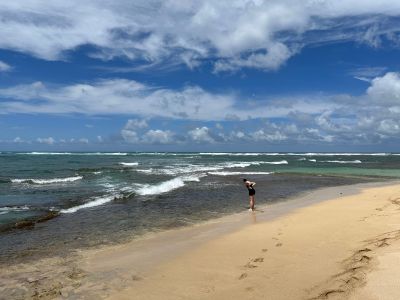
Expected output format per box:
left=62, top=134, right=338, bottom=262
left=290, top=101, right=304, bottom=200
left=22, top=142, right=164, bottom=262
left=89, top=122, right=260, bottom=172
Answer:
left=249, top=189, right=255, bottom=196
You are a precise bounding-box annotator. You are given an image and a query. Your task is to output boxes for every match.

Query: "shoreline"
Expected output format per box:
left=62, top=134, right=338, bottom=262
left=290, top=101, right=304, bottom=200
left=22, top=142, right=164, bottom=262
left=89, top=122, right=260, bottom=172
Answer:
left=1, top=180, right=400, bottom=299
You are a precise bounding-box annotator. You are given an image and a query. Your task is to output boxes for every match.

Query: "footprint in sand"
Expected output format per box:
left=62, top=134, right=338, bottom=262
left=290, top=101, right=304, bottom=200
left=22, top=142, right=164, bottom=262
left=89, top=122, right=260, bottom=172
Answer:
left=244, top=262, right=258, bottom=268
left=253, top=257, right=264, bottom=263
left=131, top=275, right=143, bottom=281
left=261, top=248, right=268, bottom=252
left=239, top=273, right=248, bottom=280
left=276, top=242, right=283, bottom=247
left=244, top=257, right=265, bottom=268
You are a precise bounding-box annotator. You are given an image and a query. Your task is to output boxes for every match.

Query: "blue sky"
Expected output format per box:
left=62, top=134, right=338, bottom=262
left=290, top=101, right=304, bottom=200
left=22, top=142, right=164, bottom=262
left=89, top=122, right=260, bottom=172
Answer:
left=1, top=1, right=400, bottom=151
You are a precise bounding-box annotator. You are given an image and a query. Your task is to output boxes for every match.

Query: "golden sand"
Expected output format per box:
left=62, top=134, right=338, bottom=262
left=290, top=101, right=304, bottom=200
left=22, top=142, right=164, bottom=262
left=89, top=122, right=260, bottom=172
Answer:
left=2, top=182, right=400, bottom=300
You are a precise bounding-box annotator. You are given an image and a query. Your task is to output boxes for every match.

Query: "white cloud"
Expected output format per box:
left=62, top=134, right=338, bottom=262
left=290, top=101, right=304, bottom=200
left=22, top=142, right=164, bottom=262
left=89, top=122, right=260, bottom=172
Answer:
left=0, top=60, right=11, bottom=72
left=121, top=129, right=139, bottom=143
left=0, top=79, right=340, bottom=120
left=78, top=138, right=89, bottom=144
left=0, top=79, right=239, bottom=121
left=1, top=1, right=400, bottom=71
left=13, top=136, right=23, bottom=143
left=124, top=119, right=148, bottom=130
left=367, top=72, right=400, bottom=104
left=378, top=119, right=400, bottom=134
left=142, top=129, right=175, bottom=144
left=252, top=129, right=287, bottom=142
left=188, top=127, right=215, bottom=143
left=6, top=71, right=400, bottom=146
left=36, top=137, right=55, bottom=145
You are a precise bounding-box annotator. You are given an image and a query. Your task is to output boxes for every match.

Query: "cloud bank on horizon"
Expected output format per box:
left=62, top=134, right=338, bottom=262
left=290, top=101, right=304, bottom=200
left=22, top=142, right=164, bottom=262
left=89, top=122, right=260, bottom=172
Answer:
left=1, top=0, right=400, bottom=150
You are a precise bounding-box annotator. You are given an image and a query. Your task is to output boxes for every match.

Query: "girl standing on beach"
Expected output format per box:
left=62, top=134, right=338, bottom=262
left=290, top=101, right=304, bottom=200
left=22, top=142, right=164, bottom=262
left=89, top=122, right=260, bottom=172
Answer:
left=243, top=178, right=256, bottom=211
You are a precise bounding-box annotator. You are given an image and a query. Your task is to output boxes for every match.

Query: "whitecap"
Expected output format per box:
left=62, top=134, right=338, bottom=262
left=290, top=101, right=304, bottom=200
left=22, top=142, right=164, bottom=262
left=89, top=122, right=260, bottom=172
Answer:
left=136, top=175, right=203, bottom=196
left=11, top=176, right=83, bottom=184
left=136, top=168, right=154, bottom=174
left=260, top=160, right=288, bottom=165
left=322, top=160, right=362, bottom=164
left=0, top=205, right=30, bottom=213
left=119, top=162, right=139, bottom=166
left=208, top=171, right=273, bottom=176
left=60, top=194, right=118, bottom=214
left=19, top=152, right=73, bottom=155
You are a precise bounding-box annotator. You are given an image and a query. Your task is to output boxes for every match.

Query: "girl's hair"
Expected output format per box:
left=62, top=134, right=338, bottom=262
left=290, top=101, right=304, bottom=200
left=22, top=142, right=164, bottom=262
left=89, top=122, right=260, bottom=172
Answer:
left=243, top=178, right=247, bottom=182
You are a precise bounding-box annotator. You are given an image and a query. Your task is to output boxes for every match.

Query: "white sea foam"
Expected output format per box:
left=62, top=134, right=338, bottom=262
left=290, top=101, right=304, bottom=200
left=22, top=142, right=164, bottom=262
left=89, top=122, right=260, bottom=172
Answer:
left=60, top=194, right=118, bottom=214
left=322, top=160, right=362, bottom=164
left=137, top=160, right=287, bottom=176
left=136, top=178, right=186, bottom=196
left=93, top=171, right=102, bottom=175
left=11, top=176, right=83, bottom=184
left=199, top=152, right=281, bottom=156
left=18, top=152, right=128, bottom=156
left=208, top=171, right=273, bottom=176
left=308, top=159, right=317, bottom=162
left=136, top=168, right=154, bottom=174
left=287, top=153, right=387, bottom=156
left=119, top=162, right=139, bottom=166
left=261, top=160, right=288, bottom=165
left=21, top=152, right=73, bottom=155
left=160, top=165, right=225, bottom=175
left=0, top=205, right=30, bottom=214
left=136, top=175, right=203, bottom=196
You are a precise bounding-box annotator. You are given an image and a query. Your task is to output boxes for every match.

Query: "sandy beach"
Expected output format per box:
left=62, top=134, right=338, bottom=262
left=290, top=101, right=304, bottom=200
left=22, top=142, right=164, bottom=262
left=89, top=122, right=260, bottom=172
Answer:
left=2, top=181, right=400, bottom=299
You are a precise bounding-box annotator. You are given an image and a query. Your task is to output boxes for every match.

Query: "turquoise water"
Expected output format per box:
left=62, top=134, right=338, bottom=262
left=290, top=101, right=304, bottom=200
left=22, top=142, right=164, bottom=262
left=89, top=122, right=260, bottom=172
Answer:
left=0, top=152, right=397, bottom=262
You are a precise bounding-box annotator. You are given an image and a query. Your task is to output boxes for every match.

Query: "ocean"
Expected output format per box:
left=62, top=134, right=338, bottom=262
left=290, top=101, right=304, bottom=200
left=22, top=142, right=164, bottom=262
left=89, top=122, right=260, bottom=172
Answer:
left=1, top=152, right=399, bottom=263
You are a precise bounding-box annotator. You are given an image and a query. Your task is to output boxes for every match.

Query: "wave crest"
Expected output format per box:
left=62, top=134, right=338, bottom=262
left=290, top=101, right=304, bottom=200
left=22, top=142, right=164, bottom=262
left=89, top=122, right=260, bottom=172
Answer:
left=11, top=176, right=83, bottom=184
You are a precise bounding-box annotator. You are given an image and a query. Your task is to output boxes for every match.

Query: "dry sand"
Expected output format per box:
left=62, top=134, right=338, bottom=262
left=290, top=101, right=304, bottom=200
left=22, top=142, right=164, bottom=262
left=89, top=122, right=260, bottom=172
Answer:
left=2, top=182, right=400, bottom=299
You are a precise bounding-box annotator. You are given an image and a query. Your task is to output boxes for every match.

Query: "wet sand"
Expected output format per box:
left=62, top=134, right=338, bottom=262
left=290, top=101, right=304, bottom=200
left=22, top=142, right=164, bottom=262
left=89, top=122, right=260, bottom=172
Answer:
left=2, top=181, right=400, bottom=299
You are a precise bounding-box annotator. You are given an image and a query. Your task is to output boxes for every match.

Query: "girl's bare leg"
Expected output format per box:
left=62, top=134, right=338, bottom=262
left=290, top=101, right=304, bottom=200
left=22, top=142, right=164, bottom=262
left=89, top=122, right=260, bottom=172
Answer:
left=250, top=196, right=255, bottom=211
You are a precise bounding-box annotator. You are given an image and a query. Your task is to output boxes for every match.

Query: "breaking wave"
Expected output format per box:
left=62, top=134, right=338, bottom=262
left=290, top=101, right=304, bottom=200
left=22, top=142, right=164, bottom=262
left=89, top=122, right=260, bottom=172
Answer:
left=60, top=194, right=119, bottom=214
left=11, top=176, right=83, bottom=184
left=119, top=162, right=139, bottom=166
left=136, top=175, right=203, bottom=196
left=208, top=171, right=273, bottom=176
left=322, top=160, right=362, bottom=164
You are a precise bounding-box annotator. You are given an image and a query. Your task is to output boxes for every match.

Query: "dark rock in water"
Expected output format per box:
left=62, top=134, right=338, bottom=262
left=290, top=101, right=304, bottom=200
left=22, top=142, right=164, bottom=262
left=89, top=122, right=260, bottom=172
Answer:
left=37, top=211, right=59, bottom=223
left=0, top=211, right=60, bottom=233
left=14, top=220, right=35, bottom=229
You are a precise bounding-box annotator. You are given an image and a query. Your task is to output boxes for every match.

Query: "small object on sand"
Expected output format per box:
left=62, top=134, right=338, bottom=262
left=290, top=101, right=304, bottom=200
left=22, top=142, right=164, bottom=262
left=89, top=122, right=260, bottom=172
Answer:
left=27, top=277, right=37, bottom=283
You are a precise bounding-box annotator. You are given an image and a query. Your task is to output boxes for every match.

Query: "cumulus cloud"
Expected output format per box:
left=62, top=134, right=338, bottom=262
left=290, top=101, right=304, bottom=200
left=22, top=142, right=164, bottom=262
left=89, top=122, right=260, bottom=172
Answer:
left=188, top=127, right=215, bottom=143
left=124, top=119, right=148, bottom=130
left=6, top=71, right=400, bottom=146
left=143, top=129, right=175, bottom=144
left=121, top=129, right=139, bottom=143
left=78, top=138, right=89, bottom=144
left=252, top=129, right=287, bottom=142
left=1, top=1, right=400, bottom=71
left=13, top=137, right=23, bottom=143
left=36, top=137, right=55, bottom=145
left=367, top=72, right=400, bottom=104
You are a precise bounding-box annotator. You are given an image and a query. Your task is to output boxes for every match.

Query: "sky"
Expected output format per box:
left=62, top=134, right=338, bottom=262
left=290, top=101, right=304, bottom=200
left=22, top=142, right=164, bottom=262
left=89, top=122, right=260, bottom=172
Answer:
left=1, top=0, right=400, bottom=152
